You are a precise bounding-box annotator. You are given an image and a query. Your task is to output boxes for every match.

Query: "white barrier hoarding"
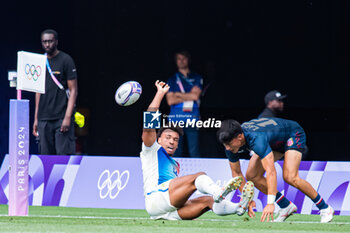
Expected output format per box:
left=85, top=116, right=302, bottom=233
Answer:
left=0, top=155, right=349, bottom=215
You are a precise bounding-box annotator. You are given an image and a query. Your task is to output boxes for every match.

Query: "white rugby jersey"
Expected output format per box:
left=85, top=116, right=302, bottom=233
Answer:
left=140, top=141, right=179, bottom=195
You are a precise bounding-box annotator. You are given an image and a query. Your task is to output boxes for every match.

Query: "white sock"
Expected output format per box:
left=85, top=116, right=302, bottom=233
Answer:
left=194, top=174, right=221, bottom=195
left=212, top=200, right=239, bottom=216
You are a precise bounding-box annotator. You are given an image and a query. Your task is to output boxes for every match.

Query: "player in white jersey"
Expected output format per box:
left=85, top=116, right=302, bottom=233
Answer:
left=140, top=80, right=255, bottom=220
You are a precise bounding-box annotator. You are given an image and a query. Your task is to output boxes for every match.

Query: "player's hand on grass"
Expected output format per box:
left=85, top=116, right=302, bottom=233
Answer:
left=261, top=204, right=274, bottom=222
left=248, top=200, right=256, bottom=218
left=155, top=80, right=169, bottom=94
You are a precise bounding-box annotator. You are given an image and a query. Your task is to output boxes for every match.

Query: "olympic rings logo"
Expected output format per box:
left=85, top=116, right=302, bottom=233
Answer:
left=25, top=64, right=41, bottom=81
left=97, top=170, right=130, bottom=199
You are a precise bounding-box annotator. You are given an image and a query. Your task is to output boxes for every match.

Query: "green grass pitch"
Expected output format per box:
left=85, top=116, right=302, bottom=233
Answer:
left=0, top=205, right=349, bottom=232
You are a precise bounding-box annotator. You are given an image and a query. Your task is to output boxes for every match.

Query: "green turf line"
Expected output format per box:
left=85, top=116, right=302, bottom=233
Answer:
left=0, top=205, right=348, bottom=233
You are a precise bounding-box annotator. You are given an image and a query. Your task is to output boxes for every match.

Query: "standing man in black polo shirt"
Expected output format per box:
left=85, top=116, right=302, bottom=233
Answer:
left=258, top=90, right=286, bottom=118
left=33, top=29, right=78, bottom=155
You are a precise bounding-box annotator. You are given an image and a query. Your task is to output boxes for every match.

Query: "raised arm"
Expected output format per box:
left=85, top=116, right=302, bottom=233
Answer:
left=142, top=80, right=170, bottom=147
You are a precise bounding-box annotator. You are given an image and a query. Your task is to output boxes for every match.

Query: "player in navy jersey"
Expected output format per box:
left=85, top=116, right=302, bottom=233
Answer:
left=217, top=118, right=334, bottom=223
left=140, top=80, right=254, bottom=220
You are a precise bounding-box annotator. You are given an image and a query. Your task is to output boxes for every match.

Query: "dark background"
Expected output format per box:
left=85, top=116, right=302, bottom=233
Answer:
left=1, top=0, right=350, bottom=161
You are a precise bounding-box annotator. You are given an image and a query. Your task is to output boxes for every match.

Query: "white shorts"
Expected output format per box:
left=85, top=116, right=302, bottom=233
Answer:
left=145, top=180, right=181, bottom=220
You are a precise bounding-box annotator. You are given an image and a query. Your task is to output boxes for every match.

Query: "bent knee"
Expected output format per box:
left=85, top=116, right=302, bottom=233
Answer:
left=246, top=172, right=260, bottom=181
left=195, top=172, right=206, bottom=177
left=194, top=196, right=213, bottom=207
left=283, top=173, right=299, bottom=186
left=245, top=173, right=254, bottom=181
left=191, top=172, right=207, bottom=183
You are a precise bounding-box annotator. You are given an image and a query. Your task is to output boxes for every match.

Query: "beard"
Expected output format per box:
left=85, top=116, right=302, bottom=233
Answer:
left=273, top=107, right=283, bottom=113
left=44, top=46, right=57, bottom=55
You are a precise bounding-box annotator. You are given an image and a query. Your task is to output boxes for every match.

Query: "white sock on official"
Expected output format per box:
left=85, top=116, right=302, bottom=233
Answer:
left=212, top=200, right=239, bottom=216
left=194, top=174, right=221, bottom=195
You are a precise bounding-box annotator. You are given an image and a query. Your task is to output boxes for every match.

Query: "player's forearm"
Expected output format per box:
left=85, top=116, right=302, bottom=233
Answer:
left=143, top=81, right=168, bottom=146
left=261, top=153, right=277, bottom=196
left=143, top=91, right=162, bottom=144
left=147, top=91, right=166, bottom=111
left=266, top=170, right=277, bottom=195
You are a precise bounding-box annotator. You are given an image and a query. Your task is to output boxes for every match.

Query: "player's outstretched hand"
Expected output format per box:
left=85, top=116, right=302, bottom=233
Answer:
left=155, top=80, right=170, bottom=94
left=248, top=200, right=256, bottom=218
left=261, top=204, right=274, bottom=222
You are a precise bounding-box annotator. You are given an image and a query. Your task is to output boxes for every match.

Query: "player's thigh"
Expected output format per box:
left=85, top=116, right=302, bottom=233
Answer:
left=145, top=191, right=181, bottom=220
left=169, top=172, right=204, bottom=191
left=145, top=185, right=177, bottom=218
left=273, top=151, right=284, bottom=161
left=283, top=150, right=302, bottom=178
left=168, top=173, right=204, bottom=208
left=247, top=151, right=283, bottom=179
left=246, top=154, right=265, bottom=180
left=177, top=196, right=212, bottom=220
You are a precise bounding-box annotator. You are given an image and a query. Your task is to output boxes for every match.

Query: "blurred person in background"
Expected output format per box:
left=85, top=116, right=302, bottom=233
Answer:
left=166, top=51, right=203, bottom=157
left=259, top=90, right=286, bottom=118
left=33, top=29, right=78, bottom=155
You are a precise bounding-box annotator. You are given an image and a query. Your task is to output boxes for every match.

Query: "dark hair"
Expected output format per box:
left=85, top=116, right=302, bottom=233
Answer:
left=174, top=50, right=191, bottom=63
left=217, top=120, right=243, bottom=144
left=41, top=29, right=58, bottom=40
left=157, top=126, right=184, bottom=138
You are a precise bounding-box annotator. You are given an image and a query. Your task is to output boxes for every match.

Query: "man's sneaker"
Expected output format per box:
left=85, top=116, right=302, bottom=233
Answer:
left=213, top=176, right=243, bottom=202
left=236, top=181, right=255, bottom=216
left=320, top=205, right=334, bottom=223
left=273, top=202, right=297, bottom=222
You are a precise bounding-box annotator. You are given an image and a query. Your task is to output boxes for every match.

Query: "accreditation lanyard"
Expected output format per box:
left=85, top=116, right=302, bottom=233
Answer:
left=45, top=53, right=70, bottom=98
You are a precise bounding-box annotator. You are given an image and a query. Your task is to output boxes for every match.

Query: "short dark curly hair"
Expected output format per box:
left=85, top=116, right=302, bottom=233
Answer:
left=41, top=29, right=58, bottom=40
left=157, top=126, right=184, bottom=139
left=216, top=119, right=243, bottom=144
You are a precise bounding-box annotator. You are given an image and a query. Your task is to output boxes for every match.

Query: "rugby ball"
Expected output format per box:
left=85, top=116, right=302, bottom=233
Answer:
left=115, top=81, right=142, bottom=106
